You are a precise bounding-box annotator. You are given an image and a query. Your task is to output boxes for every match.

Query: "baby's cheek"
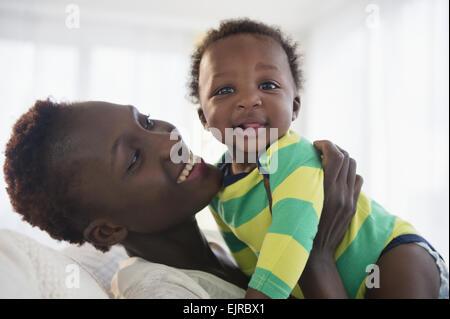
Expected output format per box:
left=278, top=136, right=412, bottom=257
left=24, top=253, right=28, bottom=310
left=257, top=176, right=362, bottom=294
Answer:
left=206, top=125, right=227, bottom=144
left=272, top=110, right=292, bottom=133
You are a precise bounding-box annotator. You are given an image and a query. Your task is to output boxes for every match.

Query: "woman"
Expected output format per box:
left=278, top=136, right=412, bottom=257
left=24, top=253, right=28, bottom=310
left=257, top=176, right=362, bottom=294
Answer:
left=4, top=99, right=446, bottom=298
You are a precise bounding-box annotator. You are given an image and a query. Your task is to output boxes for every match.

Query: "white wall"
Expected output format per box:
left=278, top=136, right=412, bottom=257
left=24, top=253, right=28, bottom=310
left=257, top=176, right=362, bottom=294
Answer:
left=296, top=0, right=449, bottom=262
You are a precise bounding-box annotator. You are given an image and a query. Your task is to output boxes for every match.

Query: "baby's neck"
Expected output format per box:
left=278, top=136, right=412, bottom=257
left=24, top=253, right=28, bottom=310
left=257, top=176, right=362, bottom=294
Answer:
left=231, top=161, right=257, bottom=175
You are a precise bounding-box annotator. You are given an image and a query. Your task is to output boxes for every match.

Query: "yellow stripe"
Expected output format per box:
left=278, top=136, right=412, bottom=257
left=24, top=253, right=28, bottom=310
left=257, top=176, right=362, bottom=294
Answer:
left=220, top=130, right=300, bottom=202
left=256, top=233, right=309, bottom=289
left=266, top=130, right=301, bottom=155
left=291, top=284, right=304, bottom=299
left=355, top=279, right=367, bottom=299
left=354, top=217, right=419, bottom=299
left=232, top=247, right=257, bottom=276
left=272, top=166, right=324, bottom=217
left=211, top=208, right=257, bottom=275
left=220, top=169, right=263, bottom=202
left=265, top=130, right=301, bottom=165
left=213, top=204, right=272, bottom=253
left=234, top=206, right=272, bottom=252
left=382, top=216, right=419, bottom=250
left=210, top=208, right=232, bottom=233
left=347, top=213, right=420, bottom=299
left=334, top=192, right=372, bottom=260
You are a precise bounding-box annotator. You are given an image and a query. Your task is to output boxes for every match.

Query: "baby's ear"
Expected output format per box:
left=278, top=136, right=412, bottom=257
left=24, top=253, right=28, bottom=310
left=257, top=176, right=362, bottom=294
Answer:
left=197, top=107, right=209, bottom=130
left=292, top=96, right=301, bottom=121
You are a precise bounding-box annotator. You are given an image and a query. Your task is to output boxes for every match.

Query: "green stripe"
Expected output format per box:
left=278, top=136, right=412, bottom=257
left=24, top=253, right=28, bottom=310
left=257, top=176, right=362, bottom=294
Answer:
left=221, top=231, right=249, bottom=253
left=218, top=182, right=269, bottom=228
left=336, top=200, right=396, bottom=298
left=270, top=198, right=319, bottom=253
left=265, top=137, right=322, bottom=191
left=249, top=267, right=293, bottom=299
left=209, top=197, right=219, bottom=214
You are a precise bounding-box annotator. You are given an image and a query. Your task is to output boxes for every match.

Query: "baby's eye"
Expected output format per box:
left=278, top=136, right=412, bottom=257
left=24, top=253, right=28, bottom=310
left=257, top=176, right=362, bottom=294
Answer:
left=145, top=114, right=155, bottom=129
left=259, top=82, right=278, bottom=90
left=215, top=87, right=235, bottom=96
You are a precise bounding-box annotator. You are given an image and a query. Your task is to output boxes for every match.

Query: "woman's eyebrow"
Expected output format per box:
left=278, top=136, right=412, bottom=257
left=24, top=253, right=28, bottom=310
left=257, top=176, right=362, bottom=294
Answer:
left=110, top=135, right=124, bottom=172
left=110, top=105, right=138, bottom=172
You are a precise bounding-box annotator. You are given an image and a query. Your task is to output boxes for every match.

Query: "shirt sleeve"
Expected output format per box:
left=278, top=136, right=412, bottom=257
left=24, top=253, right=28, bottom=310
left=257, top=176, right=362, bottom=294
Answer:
left=209, top=206, right=257, bottom=276
left=248, top=135, right=324, bottom=299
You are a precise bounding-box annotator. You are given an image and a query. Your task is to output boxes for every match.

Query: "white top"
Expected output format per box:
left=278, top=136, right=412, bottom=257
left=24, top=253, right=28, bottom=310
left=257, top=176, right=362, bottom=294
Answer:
left=110, top=257, right=245, bottom=299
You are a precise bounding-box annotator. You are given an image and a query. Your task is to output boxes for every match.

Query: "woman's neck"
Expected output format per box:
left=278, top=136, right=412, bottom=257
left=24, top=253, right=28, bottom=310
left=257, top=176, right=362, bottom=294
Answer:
left=121, top=217, right=248, bottom=289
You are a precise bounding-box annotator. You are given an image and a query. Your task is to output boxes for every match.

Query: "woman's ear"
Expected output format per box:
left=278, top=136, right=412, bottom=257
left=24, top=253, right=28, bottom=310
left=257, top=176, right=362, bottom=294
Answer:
left=83, top=219, right=128, bottom=248
left=197, top=107, right=209, bottom=130
left=292, top=96, right=301, bottom=121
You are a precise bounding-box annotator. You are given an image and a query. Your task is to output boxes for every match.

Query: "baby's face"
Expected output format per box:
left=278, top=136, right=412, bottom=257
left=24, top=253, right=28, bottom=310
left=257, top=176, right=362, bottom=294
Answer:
left=198, top=34, right=300, bottom=156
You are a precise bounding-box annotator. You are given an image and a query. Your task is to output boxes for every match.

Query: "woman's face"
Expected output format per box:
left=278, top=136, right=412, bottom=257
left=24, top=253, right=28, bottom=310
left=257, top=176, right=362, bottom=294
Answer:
left=67, top=101, right=223, bottom=233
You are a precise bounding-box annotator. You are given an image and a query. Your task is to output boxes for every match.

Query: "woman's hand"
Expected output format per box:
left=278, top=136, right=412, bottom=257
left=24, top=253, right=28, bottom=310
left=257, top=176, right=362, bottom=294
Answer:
left=311, top=140, right=364, bottom=257
left=299, top=140, right=363, bottom=298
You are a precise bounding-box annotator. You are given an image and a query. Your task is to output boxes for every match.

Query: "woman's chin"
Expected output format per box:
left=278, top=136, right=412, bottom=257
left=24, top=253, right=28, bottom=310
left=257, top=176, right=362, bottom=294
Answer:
left=180, top=161, right=222, bottom=207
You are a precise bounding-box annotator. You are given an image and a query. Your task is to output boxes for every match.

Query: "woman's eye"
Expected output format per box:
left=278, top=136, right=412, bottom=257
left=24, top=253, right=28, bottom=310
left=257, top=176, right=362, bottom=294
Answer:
left=145, top=115, right=155, bottom=129
left=215, top=87, right=235, bottom=96
left=259, top=82, right=278, bottom=90
left=128, top=150, right=140, bottom=171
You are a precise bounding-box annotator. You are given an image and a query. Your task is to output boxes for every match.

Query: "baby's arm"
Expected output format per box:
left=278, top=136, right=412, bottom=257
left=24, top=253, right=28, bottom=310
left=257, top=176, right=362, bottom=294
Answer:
left=247, top=136, right=324, bottom=299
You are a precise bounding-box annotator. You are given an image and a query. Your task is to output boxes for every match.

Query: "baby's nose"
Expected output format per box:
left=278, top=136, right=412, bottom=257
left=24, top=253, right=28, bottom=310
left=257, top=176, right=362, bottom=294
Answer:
left=237, top=90, right=262, bottom=109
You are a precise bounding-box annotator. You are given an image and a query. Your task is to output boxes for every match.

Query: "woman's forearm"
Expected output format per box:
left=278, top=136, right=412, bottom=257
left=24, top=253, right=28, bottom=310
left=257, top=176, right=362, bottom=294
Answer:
left=299, top=252, right=349, bottom=299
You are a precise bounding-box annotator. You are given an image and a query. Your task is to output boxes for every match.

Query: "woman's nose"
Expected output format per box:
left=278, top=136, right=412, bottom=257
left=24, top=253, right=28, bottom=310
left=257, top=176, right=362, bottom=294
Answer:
left=143, top=120, right=181, bottom=161
left=155, top=120, right=177, bottom=134
left=237, top=89, right=262, bottom=109
left=157, top=125, right=186, bottom=163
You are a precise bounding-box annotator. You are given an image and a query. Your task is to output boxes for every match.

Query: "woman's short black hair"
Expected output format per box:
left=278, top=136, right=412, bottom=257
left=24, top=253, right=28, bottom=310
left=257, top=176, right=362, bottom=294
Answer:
left=3, top=99, right=108, bottom=252
left=188, top=18, right=303, bottom=104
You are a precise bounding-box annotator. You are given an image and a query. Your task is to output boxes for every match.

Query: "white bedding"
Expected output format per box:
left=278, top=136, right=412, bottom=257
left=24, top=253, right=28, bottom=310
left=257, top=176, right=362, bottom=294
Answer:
left=0, top=228, right=243, bottom=299
left=0, top=229, right=108, bottom=298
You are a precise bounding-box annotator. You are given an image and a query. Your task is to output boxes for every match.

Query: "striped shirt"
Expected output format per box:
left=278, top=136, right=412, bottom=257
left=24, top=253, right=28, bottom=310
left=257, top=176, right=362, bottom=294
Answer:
left=209, top=130, right=421, bottom=298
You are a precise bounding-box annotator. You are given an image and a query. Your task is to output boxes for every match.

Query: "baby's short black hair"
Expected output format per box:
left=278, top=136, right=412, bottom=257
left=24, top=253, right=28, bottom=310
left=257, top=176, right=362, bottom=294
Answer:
left=188, top=18, right=303, bottom=104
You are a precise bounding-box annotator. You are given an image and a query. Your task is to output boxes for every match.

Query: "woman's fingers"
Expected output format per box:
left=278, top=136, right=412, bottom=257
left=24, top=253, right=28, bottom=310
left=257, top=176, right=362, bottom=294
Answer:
left=347, top=158, right=357, bottom=190
left=335, top=145, right=350, bottom=184
left=353, top=174, right=364, bottom=209
left=313, top=140, right=344, bottom=182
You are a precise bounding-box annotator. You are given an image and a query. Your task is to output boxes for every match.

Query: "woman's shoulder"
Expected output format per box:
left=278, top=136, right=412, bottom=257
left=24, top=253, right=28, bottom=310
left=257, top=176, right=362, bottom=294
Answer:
left=110, top=257, right=210, bottom=298
left=110, top=256, right=245, bottom=299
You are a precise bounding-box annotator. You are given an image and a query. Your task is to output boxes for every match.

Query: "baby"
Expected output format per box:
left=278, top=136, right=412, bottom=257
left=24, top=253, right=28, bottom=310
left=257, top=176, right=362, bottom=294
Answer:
left=189, top=19, right=441, bottom=299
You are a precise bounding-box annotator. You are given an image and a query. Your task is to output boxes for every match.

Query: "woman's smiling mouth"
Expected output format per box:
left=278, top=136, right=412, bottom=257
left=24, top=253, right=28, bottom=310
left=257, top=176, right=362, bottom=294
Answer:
left=176, top=152, right=206, bottom=184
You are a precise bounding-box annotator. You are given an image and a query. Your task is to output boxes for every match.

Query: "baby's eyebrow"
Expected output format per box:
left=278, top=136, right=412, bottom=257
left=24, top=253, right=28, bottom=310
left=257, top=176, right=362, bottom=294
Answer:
left=212, top=71, right=235, bottom=80
left=255, top=62, right=278, bottom=72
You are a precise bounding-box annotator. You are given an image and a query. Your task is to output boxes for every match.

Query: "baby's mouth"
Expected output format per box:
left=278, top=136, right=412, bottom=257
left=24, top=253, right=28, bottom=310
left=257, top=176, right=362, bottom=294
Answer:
left=233, top=122, right=269, bottom=137
left=237, top=123, right=267, bottom=130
